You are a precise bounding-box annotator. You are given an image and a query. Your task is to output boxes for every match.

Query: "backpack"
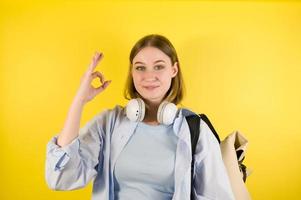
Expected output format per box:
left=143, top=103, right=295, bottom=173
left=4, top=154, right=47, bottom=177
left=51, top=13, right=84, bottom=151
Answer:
left=186, top=114, right=251, bottom=200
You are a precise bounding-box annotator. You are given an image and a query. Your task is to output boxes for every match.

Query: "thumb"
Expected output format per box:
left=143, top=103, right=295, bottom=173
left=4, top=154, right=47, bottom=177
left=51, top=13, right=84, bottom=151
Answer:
left=95, top=80, right=112, bottom=94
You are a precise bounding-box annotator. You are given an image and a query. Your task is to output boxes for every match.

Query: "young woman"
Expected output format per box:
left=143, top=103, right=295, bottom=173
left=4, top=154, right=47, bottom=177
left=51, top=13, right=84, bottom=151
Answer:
left=45, top=34, right=235, bottom=200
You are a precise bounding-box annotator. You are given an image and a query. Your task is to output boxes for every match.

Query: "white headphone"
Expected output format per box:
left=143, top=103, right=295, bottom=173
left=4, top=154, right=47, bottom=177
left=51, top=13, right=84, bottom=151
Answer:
left=125, top=98, right=178, bottom=125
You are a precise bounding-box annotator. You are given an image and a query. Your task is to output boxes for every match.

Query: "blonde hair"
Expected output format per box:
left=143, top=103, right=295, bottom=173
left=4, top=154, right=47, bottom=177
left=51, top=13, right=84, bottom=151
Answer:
left=123, top=34, right=185, bottom=105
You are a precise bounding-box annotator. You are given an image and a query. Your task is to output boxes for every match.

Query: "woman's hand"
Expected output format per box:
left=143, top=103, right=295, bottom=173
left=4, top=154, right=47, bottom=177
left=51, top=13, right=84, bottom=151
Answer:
left=75, top=51, right=112, bottom=104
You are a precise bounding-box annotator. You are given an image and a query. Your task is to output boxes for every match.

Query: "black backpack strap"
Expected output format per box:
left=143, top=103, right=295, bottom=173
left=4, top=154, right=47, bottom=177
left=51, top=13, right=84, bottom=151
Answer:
left=186, top=115, right=201, bottom=157
left=199, top=114, right=221, bottom=143
left=185, top=114, right=200, bottom=200
left=186, top=114, right=220, bottom=154
left=186, top=113, right=220, bottom=200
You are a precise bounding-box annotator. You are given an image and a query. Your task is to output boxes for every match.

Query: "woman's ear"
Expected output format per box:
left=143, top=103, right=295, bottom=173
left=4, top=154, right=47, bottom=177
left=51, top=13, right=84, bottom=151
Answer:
left=171, top=62, right=178, bottom=77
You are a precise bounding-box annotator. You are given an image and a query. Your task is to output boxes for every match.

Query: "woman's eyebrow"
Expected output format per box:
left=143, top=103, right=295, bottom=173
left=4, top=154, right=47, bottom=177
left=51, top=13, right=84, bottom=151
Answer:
left=154, top=60, right=165, bottom=64
left=134, top=60, right=166, bottom=65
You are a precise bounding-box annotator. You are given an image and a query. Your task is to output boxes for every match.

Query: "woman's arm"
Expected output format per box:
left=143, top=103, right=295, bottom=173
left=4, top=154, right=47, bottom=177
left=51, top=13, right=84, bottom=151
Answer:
left=45, top=113, right=103, bottom=190
left=45, top=51, right=112, bottom=190
left=57, top=51, right=111, bottom=147
left=192, top=119, right=235, bottom=200
left=56, top=96, right=85, bottom=147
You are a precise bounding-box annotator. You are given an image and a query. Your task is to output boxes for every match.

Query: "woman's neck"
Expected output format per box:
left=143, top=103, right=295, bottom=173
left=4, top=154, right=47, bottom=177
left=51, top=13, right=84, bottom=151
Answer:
left=142, top=101, right=160, bottom=125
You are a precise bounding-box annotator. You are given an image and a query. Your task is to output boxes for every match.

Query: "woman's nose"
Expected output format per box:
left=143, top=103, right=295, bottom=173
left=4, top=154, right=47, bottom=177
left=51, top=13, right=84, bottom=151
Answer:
left=142, top=71, right=157, bottom=81
left=143, top=70, right=155, bottom=78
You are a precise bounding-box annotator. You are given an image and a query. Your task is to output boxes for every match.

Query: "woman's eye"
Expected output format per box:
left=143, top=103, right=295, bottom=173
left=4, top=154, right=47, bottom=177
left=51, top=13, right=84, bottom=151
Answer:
left=135, top=66, right=145, bottom=71
left=154, top=65, right=164, bottom=70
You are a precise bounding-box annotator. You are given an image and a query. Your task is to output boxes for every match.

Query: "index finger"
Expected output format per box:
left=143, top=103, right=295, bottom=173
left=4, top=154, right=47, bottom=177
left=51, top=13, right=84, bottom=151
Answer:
left=88, top=52, right=104, bottom=72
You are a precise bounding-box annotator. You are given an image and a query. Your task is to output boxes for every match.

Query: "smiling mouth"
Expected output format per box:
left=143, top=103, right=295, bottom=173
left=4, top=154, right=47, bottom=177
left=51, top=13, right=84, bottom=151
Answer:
left=143, top=86, right=159, bottom=90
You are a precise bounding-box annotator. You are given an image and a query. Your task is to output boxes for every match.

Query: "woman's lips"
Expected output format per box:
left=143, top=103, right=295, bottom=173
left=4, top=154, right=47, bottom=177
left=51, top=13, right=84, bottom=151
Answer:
left=143, top=86, right=159, bottom=90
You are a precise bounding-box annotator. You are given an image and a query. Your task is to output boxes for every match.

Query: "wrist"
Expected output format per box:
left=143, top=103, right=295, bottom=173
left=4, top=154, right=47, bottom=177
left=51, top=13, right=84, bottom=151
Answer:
left=73, top=95, right=86, bottom=106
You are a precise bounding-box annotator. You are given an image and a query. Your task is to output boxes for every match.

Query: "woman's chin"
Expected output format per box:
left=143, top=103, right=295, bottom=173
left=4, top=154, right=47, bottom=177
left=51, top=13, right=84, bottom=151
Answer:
left=140, top=95, right=163, bottom=104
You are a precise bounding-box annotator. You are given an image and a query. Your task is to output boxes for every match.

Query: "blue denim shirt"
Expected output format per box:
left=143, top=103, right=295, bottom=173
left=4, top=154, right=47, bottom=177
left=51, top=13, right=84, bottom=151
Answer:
left=45, top=105, right=235, bottom=200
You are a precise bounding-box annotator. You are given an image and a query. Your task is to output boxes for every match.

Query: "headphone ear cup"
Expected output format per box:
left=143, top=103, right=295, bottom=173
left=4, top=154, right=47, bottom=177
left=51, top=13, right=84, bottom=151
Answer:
left=157, top=101, right=178, bottom=125
left=126, top=98, right=145, bottom=122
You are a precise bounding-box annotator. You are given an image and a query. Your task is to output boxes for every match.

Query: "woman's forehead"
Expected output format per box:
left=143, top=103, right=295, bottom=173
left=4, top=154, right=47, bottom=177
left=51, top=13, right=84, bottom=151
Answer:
left=133, top=47, right=170, bottom=64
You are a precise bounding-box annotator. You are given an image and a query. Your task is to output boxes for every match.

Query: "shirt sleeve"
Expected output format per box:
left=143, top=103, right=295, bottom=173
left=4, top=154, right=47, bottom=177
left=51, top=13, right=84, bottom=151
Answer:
left=192, top=119, right=235, bottom=200
left=45, top=108, right=114, bottom=191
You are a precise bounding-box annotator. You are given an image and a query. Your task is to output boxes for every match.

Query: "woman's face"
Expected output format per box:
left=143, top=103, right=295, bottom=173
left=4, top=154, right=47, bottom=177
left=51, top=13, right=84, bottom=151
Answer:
left=132, top=46, right=178, bottom=105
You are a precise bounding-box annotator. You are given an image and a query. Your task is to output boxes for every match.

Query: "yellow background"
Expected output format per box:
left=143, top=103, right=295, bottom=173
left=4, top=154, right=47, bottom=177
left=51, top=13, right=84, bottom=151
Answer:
left=1, top=0, right=300, bottom=199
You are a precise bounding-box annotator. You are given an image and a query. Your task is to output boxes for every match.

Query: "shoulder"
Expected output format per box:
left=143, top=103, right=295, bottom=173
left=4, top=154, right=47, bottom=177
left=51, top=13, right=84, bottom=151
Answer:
left=94, top=104, right=125, bottom=120
left=180, top=108, right=218, bottom=142
left=80, top=105, right=126, bottom=132
left=179, top=107, right=198, bottom=117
